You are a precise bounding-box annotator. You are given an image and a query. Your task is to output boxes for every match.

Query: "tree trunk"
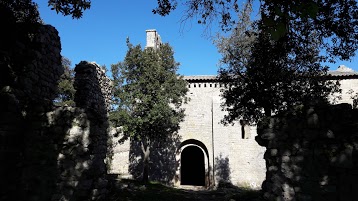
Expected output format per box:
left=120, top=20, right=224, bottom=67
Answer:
left=264, top=106, right=271, bottom=117
left=141, top=141, right=150, bottom=183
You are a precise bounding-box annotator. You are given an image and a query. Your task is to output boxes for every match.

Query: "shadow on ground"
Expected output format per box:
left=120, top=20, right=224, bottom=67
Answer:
left=107, top=178, right=264, bottom=201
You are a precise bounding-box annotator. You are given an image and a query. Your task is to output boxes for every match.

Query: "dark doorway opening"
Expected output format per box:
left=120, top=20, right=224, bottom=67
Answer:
left=180, top=146, right=205, bottom=186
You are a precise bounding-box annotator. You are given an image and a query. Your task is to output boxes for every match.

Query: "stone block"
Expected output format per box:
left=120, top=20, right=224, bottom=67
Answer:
left=330, top=145, right=353, bottom=168
left=281, top=156, right=291, bottom=163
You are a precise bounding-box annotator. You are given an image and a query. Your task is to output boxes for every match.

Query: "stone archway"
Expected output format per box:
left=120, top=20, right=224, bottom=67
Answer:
left=176, top=139, right=209, bottom=186
left=180, top=145, right=205, bottom=186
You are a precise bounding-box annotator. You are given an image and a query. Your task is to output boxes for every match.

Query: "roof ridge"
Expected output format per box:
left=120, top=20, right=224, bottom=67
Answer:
left=183, top=71, right=358, bottom=81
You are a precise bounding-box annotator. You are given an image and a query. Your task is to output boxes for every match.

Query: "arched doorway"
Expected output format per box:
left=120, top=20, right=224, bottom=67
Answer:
left=180, top=145, right=205, bottom=186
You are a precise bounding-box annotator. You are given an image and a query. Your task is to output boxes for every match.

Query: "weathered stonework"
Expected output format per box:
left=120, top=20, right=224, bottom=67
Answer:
left=0, top=22, right=112, bottom=201
left=52, top=61, right=112, bottom=201
left=0, top=23, right=63, bottom=201
left=257, top=104, right=358, bottom=201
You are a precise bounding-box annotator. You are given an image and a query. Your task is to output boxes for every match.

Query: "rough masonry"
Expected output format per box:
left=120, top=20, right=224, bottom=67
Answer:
left=0, top=21, right=112, bottom=201
left=0, top=23, right=63, bottom=201
left=257, top=104, right=358, bottom=201
left=51, top=61, right=112, bottom=201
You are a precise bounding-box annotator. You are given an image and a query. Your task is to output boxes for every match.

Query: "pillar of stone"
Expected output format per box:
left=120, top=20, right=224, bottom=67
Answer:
left=53, top=61, right=111, bottom=201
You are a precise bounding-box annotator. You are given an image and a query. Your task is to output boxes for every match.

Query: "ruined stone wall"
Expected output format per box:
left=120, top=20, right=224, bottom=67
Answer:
left=74, top=61, right=112, bottom=115
left=0, top=24, right=63, bottom=201
left=52, top=61, right=112, bottom=201
left=0, top=21, right=112, bottom=201
left=257, top=104, right=358, bottom=201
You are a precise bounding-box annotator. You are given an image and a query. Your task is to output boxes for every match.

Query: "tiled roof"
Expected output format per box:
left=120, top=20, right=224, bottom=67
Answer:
left=183, top=75, right=217, bottom=81
left=183, top=71, right=358, bottom=82
left=327, top=70, right=358, bottom=77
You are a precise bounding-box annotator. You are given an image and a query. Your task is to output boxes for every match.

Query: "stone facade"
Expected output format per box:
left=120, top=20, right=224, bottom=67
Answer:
left=109, top=67, right=358, bottom=189
left=145, top=29, right=162, bottom=50
left=176, top=77, right=266, bottom=188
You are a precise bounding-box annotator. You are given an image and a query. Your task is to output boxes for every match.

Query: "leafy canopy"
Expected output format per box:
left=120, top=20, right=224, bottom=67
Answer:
left=154, top=0, right=358, bottom=61
left=215, top=1, right=340, bottom=124
left=48, top=0, right=91, bottom=19
left=110, top=40, right=188, bottom=143
left=0, top=0, right=41, bottom=23
left=55, top=57, right=76, bottom=106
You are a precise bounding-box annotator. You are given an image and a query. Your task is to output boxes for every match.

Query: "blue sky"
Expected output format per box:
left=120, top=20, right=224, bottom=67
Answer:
left=34, top=0, right=357, bottom=75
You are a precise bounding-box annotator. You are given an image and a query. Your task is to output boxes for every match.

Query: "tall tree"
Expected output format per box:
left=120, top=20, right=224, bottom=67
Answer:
left=215, top=2, right=340, bottom=124
left=110, top=40, right=188, bottom=183
left=154, top=0, right=358, bottom=74
left=55, top=57, right=76, bottom=106
left=0, top=0, right=43, bottom=88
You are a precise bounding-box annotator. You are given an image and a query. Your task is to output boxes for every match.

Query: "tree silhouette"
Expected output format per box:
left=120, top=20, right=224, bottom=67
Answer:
left=110, top=40, right=188, bottom=183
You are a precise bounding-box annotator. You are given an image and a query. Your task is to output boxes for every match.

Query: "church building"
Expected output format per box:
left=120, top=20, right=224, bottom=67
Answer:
left=109, top=30, right=358, bottom=189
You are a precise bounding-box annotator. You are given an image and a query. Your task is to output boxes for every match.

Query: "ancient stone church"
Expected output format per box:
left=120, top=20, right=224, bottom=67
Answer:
left=109, top=30, right=358, bottom=189
left=4, top=22, right=358, bottom=200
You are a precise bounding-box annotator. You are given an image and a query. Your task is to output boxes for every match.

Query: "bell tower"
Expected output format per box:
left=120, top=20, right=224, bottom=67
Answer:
left=145, top=29, right=162, bottom=50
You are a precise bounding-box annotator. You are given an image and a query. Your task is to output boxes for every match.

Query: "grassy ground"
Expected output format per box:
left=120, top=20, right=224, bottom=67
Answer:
left=108, top=179, right=264, bottom=201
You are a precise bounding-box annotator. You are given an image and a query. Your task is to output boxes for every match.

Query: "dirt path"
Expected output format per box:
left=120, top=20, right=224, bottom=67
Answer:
left=108, top=179, right=264, bottom=201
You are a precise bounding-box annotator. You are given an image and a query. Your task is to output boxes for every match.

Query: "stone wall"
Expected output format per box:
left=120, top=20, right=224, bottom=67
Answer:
left=52, top=61, right=112, bottom=201
left=109, top=79, right=267, bottom=188
left=0, top=23, right=63, bottom=201
left=0, top=21, right=112, bottom=200
left=110, top=74, right=358, bottom=190
left=177, top=80, right=266, bottom=188
left=257, top=104, right=358, bottom=201
left=74, top=61, right=112, bottom=115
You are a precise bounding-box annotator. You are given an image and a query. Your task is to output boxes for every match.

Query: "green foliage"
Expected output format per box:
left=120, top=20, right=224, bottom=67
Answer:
left=0, top=0, right=42, bottom=88
left=156, top=0, right=358, bottom=61
left=216, top=2, right=340, bottom=124
left=154, top=1, right=356, bottom=127
left=47, top=0, right=91, bottom=19
left=110, top=40, right=187, bottom=182
left=0, top=0, right=41, bottom=24
left=55, top=57, right=76, bottom=106
left=110, top=40, right=188, bottom=143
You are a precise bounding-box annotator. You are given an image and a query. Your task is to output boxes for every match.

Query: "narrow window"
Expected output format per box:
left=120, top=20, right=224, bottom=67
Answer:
left=240, top=120, right=250, bottom=139
left=241, top=125, right=245, bottom=139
